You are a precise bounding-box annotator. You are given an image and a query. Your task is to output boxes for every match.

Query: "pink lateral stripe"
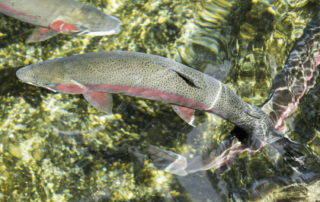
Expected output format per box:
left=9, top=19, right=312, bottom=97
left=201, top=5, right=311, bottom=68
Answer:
left=0, top=3, right=44, bottom=21
left=84, top=84, right=211, bottom=111
left=55, top=84, right=87, bottom=94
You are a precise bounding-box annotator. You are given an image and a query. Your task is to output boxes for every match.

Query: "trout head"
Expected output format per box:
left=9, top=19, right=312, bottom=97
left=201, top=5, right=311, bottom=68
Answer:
left=16, top=58, right=74, bottom=93
left=59, top=4, right=121, bottom=36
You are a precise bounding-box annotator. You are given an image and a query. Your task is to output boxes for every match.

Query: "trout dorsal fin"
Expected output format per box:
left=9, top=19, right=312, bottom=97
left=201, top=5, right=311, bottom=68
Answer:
left=151, top=60, right=203, bottom=89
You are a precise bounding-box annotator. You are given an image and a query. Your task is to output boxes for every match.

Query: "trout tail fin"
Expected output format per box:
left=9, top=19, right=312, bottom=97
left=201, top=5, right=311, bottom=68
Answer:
left=148, top=145, right=188, bottom=176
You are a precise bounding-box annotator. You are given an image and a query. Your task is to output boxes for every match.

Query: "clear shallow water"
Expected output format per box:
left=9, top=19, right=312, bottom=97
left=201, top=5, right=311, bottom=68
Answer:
left=0, top=0, right=320, bottom=201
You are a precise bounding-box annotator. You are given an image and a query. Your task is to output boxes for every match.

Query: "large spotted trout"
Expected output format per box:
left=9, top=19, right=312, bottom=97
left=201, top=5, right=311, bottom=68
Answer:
left=0, top=0, right=121, bottom=43
left=16, top=51, right=304, bottom=171
left=149, top=17, right=320, bottom=176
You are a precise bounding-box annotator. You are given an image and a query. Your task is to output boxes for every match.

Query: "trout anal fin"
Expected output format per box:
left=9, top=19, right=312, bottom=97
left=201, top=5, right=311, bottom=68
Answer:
left=26, top=27, right=58, bottom=43
left=83, top=92, right=113, bottom=115
left=171, top=105, right=196, bottom=126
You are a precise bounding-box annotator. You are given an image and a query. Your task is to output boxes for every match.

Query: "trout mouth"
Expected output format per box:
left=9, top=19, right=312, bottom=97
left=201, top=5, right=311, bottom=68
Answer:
left=17, top=71, right=56, bottom=91
left=21, top=81, right=57, bottom=92
left=20, top=80, right=42, bottom=88
left=20, top=80, right=41, bottom=87
left=16, top=68, right=36, bottom=85
left=24, top=81, right=36, bottom=86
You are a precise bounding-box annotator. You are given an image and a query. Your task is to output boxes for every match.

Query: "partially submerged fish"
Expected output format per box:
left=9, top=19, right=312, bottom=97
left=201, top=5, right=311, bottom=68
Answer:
left=16, top=51, right=303, bottom=173
left=0, top=0, right=121, bottom=43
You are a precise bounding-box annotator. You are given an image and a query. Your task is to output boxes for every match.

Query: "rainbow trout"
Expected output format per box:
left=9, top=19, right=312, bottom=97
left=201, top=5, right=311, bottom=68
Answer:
left=0, top=0, right=121, bottom=43
left=16, top=51, right=299, bottom=165
left=16, top=51, right=272, bottom=134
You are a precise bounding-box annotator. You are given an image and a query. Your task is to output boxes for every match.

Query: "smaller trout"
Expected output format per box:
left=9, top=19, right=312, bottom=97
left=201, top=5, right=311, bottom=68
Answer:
left=0, top=0, right=121, bottom=43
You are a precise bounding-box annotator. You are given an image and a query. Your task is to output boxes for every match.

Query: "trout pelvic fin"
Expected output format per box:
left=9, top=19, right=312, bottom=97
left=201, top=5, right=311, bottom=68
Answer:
left=83, top=92, right=113, bottom=115
left=171, top=105, right=195, bottom=126
left=26, top=27, right=58, bottom=43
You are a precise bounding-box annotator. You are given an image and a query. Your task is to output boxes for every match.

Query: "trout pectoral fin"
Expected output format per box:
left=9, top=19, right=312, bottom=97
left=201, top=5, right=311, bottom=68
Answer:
left=26, top=27, right=58, bottom=43
left=83, top=92, right=113, bottom=115
left=171, top=105, right=195, bottom=126
left=49, top=20, right=79, bottom=33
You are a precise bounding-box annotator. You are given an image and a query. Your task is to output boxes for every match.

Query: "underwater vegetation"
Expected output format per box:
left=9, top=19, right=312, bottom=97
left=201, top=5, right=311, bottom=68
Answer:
left=0, top=0, right=320, bottom=201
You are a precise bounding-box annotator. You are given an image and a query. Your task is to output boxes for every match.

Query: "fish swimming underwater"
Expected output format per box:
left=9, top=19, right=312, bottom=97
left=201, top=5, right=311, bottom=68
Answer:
left=149, top=17, right=320, bottom=176
left=0, top=0, right=121, bottom=43
left=16, top=51, right=304, bottom=172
